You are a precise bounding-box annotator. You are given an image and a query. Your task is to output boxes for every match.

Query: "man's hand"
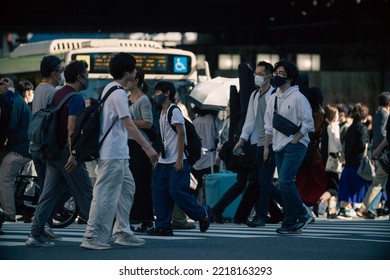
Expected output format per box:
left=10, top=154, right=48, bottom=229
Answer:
left=175, top=157, right=184, bottom=171
left=65, top=155, right=78, bottom=173
left=143, top=145, right=159, bottom=164
left=233, top=138, right=244, bottom=155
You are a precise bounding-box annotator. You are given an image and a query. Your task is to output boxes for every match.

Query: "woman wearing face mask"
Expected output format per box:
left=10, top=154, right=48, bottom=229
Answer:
left=20, top=80, right=35, bottom=107
left=263, top=60, right=315, bottom=234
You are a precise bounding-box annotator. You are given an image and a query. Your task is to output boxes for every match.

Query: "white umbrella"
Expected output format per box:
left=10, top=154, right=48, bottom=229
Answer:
left=189, top=76, right=240, bottom=110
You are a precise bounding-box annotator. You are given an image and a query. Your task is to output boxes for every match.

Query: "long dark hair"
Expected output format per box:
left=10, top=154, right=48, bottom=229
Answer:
left=135, top=66, right=149, bottom=94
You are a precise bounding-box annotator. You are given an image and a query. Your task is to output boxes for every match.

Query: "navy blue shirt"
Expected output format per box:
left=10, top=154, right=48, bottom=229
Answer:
left=7, top=91, right=32, bottom=158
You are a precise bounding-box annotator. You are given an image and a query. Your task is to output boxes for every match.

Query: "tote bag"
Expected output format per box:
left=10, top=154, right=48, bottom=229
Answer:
left=325, top=153, right=342, bottom=173
left=357, top=143, right=376, bottom=181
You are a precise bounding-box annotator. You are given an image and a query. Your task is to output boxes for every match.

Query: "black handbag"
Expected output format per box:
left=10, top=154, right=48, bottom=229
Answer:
left=272, top=96, right=301, bottom=136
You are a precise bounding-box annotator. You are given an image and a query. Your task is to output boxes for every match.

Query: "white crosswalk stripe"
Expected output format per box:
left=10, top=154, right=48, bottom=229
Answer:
left=1, top=218, right=389, bottom=247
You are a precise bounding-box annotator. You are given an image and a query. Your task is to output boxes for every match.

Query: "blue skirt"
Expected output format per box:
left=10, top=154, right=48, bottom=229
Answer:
left=338, top=166, right=371, bottom=203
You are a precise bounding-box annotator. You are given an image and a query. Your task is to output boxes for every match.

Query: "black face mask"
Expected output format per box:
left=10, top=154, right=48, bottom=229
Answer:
left=273, top=76, right=289, bottom=88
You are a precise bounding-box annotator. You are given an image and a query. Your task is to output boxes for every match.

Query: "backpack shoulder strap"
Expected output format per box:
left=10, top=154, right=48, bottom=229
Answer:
left=99, top=85, right=123, bottom=104
left=167, top=104, right=180, bottom=133
left=274, top=95, right=277, bottom=112
left=253, top=89, right=259, bottom=101
left=55, top=92, right=78, bottom=110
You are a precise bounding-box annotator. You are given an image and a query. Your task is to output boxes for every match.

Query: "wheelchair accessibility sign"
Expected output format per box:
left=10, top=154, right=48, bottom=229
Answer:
left=173, top=56, right=188, bottom=73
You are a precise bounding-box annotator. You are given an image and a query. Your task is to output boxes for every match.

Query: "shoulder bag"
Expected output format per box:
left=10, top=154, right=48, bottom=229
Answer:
left=357, top=143, right=376, bottom=181
left=272, top=96, right=301, bottom=136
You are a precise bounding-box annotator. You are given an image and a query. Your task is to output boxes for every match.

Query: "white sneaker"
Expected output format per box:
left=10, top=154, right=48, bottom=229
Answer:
left=80, top=237, right=111, bottom=250
left=114, top=232, right=145, bottom=247
left=44, top=227, right=62, bottom=240
left=26, top=235, right=55, bottom=247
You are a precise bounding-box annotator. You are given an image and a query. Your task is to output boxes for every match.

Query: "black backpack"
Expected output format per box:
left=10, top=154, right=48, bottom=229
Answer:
left=28, top=92, right=77, bottom=160
left=0, top=94, right=13, bottom=150
left=70, top=85, right=122, bottom=162
left=167, top=104, right=202, bottom=165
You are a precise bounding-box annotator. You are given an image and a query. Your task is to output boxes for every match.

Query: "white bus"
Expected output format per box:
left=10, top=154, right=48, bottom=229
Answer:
left=0, top=38, right=210, bottom=109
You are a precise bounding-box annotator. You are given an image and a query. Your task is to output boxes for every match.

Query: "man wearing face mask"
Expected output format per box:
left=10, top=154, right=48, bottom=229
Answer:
left=80, top=53, right=158, bottom=250
left=226, top=61, right=283, bottom=227
left=147, top=81, right=211, bottom=236
left=28, top=55, right=66, bottom=239
left=26, top=60, right=95, bottom=247
left=30, top=56, right=65, bottom=190
left=263, top=60, right=314, bottom=234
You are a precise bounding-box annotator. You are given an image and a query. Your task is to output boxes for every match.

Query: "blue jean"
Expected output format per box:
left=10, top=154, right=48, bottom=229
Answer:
left=255, top=145, right=283, bottom=219
left=275, top=142, right=308, bottom=224
left=152, top=160, right=206, bottom=228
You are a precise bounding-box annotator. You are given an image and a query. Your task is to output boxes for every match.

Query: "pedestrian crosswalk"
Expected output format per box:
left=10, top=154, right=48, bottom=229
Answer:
left=1, top=218, right=389, bottom=247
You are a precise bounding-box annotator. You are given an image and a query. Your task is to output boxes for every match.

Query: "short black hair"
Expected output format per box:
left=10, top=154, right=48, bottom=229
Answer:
left=109, top=52, right=136, bottom=80
left=64, top=60, right=88, bottom=83
left=257, top=61, right=273, bottom=74
left=155, top=81, right=176, bottom=102
left=274, top=60, right=299, bottom=85
left=19, top=80, right=34, bottom=94
left=40, top=55, right=63, bottom=78
left=378, top=91, right=390, bottom=107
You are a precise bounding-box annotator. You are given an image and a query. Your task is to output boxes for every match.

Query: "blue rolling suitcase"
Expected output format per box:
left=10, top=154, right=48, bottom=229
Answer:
left=204, top=170, right=241, bottom=220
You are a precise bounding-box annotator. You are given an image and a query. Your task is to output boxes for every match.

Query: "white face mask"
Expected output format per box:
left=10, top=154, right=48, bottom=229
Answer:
left=58, top=72, right=65, bottom=86
left=254, top=75, right=265, bottom=87
left=28, top=93, right=34, bottom=103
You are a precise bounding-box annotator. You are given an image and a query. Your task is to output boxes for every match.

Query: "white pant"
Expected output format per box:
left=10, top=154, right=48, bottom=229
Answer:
left=83, top=159, right=135, bottom=243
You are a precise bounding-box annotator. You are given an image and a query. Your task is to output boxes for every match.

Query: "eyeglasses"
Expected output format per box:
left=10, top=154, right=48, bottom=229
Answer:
left=273, top=71, right=288, bottom=78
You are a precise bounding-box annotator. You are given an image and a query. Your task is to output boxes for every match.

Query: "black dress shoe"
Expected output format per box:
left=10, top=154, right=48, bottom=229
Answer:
left=246, top=216, right=265, bottom=227
left=363, top=211, right=376, bottom=220
left=268, top=214, right=284, bottom=224
left=147, top=227, right=174, bottom=236
left=376, top=207, right=390, bottom=217
left=211, top=209, right=224, bottom=224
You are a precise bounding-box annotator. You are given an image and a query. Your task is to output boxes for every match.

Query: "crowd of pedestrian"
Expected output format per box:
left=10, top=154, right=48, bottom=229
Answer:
left=0, top=54, right=389, bottom=246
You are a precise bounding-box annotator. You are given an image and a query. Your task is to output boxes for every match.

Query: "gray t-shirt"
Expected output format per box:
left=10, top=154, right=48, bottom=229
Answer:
left=32, top=83, right=57, bottom=113
left=128, top=94, right=153, bottom=141
left=30, top=83, right=57, bottom=152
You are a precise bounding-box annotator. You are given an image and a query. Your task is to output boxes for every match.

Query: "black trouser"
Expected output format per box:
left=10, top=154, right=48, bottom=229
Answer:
left=128, top=139, right=154, bottom=222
